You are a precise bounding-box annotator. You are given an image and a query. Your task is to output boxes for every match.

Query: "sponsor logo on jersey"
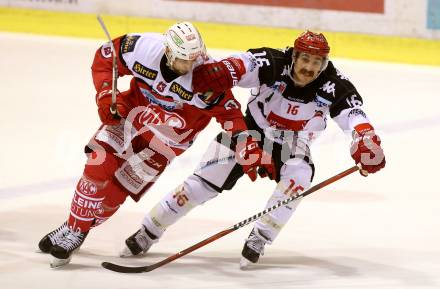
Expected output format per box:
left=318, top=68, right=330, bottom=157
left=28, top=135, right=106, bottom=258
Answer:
left=121, top=35, right=140, bottom=53
left=170, top=82, right=193, bottom=101
left=138, top=151, right=164, bottom=170
left=321, top=81, right=336, bottom=97
left=100, top=41, right=112, bottom=58
left=156, top=81, right=167, bottom=93
left=266, top=111, right=307, bottom=131
left=314, top=93, right=332, bottom=107
left=139, top=104, right=186, bottom=129
left=247, top=54, right=258, bottom=72
left=120, top=165, right=144, bottom=189
left=139, top=87, right=177, bottom=111
left=273, top=81, right=287, bottom=94
left=221, top=59, right=239, bottom=86
left=199, top=156, right=235, bottom=170
left=348, top=108, right=367, bottom=118
left=285, top=96, right=306, bottom=103
left=77, top=177, right=97, bottom=196
left=133, top=61, right=158, bottom=80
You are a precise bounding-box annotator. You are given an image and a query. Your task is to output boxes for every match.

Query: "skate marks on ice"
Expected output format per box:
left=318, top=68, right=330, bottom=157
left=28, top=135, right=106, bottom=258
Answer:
left=98, top=250, right=438, bottom=289
left=0, top=202, right=439, bottom=289
left=66, top=251, right=440, bottom=288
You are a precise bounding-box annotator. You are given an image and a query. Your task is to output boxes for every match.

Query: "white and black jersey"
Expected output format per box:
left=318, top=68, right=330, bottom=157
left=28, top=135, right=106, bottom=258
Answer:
left=234, top=47, right=369, bottom=145
left=193, top=47, right=372, bottom=191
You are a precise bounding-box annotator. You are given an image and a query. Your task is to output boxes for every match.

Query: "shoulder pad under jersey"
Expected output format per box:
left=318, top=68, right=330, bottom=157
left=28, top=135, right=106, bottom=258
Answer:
left=247, top=47, right=291, bottom=87
left=319, top=62, right=364, bottom=117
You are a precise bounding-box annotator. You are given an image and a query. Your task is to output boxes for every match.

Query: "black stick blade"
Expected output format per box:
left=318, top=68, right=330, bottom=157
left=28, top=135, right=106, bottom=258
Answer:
left=101, top=262, right=148, bottom=273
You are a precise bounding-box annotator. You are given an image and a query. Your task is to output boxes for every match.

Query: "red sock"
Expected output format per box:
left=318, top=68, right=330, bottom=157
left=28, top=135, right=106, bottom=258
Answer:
left=67, top=151, right=128, bottom=232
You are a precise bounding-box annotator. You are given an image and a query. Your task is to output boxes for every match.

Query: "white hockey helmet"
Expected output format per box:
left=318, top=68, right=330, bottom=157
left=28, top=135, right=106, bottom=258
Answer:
left=164, top=22, right=206, bottom=65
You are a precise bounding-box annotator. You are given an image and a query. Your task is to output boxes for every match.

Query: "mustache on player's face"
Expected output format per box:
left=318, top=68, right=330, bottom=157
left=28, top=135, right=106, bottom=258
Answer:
left=299, top=68, right=315, bottom=77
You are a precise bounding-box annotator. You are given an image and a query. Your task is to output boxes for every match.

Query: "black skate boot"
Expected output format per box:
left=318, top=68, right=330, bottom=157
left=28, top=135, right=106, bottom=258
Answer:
left=38, top=222, right=69, bottom=253
left=120, top=225, right=158, bottom=257
left=240, top=228, right=271, bottom=269
left=49, top=227, right=88, bottom=268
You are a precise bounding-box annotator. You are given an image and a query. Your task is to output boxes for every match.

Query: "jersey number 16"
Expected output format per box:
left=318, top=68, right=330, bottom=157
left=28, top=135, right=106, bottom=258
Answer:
left=287, top=104, right=299, bottom=115
left=253, top=51, right=270, bottom=67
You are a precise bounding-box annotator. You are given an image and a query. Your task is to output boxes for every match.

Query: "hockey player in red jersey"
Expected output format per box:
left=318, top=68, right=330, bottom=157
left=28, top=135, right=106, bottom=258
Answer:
left=119, top=31, right=385, bottom=268
left=37, top=22, right=275, bottom=268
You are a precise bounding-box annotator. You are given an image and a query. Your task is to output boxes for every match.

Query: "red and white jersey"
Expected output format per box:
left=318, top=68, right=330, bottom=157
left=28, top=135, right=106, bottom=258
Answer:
left=230, top=47, right=370, bottom=144
left=91, top=33, right=246, bottom=154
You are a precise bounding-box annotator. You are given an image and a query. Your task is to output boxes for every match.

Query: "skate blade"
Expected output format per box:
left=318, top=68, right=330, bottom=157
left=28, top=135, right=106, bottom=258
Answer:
left=239, top=257, right=252, bottom=270
left=119, top=246, right=134, bottom=258
left=119, top=245, right=150, bottom=258
left=50, top=256, right=72, bottom=268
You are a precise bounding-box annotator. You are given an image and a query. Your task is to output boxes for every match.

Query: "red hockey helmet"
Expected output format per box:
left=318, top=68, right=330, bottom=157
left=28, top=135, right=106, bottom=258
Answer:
left=294, top=30, right=330, bottom=57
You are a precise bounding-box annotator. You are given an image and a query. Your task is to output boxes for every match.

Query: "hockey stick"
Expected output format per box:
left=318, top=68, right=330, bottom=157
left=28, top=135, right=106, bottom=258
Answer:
left=96, top=15, right=119, bottom=117
left=102, top=165, right=359, bottom=273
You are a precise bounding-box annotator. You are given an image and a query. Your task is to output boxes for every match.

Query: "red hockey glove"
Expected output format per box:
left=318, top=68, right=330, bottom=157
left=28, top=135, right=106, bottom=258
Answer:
left=350, top=123, right=386, bottom=176
left=192, top=58, right=245, bottom=97
left=96, top=89, right=130, bottom=125
left=235, top=132, right=277, bottom=182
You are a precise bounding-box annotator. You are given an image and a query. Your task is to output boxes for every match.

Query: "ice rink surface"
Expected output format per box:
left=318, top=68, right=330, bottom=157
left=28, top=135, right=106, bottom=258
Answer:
left=1, top=32, right=439, bottom=289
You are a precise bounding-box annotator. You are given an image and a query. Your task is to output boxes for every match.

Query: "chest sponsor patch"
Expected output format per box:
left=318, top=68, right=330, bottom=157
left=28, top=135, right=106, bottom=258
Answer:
left=121, top=35, right=140, bottom=53
left=267, top=111, right=307, bottom=131
left=273, top=81, right=287, bottom=94
left=139, top=104, right=187, bottom=129
left=132, top=61, right=158, bottom=80
left=170, top=82, right=193, bottom=101
left=314, top=93, right=332, bottom=107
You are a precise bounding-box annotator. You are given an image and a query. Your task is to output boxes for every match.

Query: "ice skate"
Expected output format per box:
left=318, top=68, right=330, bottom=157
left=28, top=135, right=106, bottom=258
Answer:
left=49, top=227, right=88, bottom=268
left=38, top=222, right=69, bottom=253
left=120, top=225, right=158, bottom=257
left=239, top=229, right=270, bottom=270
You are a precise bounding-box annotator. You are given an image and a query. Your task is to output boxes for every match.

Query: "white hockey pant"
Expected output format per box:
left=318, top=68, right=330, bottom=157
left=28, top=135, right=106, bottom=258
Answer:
left=254, top=158, right=313, bottom=242
left=142, top=174, right=219, bottom=238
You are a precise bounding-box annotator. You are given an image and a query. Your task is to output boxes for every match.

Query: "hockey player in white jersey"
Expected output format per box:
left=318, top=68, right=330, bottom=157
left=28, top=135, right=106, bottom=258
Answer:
left=37, top=22, right=275, bottom=268
left=119, top=31, right=386, bottom=268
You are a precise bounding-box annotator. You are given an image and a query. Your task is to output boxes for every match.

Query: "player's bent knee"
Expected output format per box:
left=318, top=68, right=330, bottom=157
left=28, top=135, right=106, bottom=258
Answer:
left=184, top=174, right=219, bottom=205
left=279, top=158, right=314, bottom=192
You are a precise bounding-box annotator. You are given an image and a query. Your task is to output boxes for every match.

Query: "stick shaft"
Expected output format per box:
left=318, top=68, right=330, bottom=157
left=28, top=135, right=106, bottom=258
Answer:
left=96, top=15, right=118, bottom=115
left=233, top=165, right=359, bottom=229
left=102, top=165, right=359, bottom=273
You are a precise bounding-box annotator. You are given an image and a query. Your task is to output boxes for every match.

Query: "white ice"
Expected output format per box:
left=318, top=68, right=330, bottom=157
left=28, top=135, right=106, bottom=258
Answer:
left=0, top=32, right=439, bottom=289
